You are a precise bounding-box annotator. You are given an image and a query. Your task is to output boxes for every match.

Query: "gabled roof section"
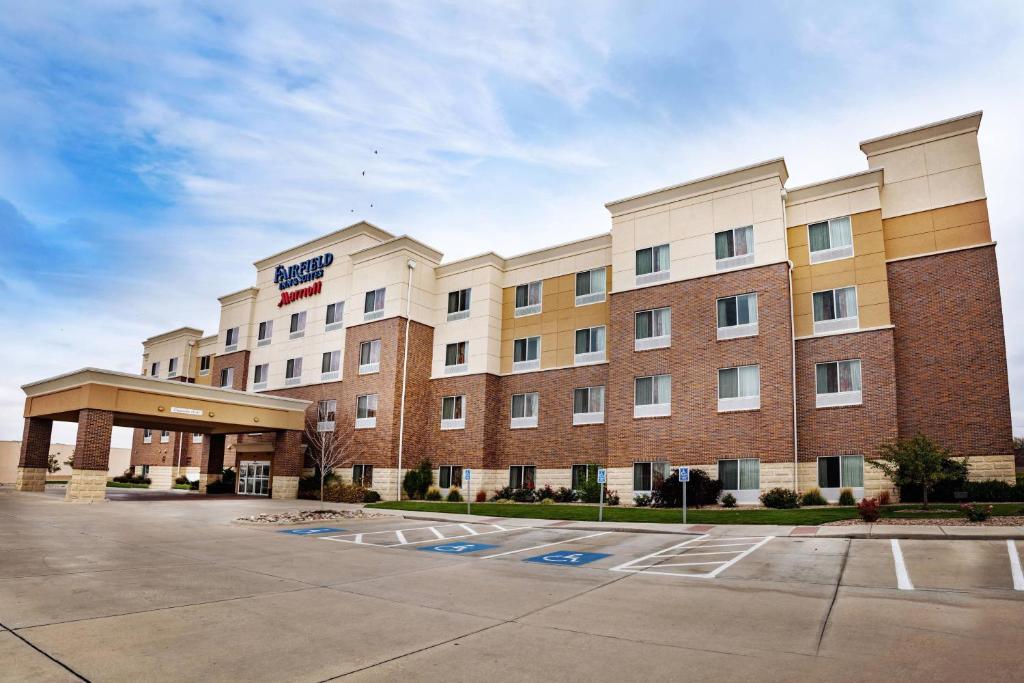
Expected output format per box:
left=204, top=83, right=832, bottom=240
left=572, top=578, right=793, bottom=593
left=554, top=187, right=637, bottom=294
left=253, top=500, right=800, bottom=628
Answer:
left=786, top=168, right=884, bottom=206
left=142, top=327, right=205, bottom=346
left=859, top=111, right=983, bottom=156
left=349, top=235, right=444, bottom=266
left=253, top=221, right=395, bottom=270
left=217, top=287, right=259, bottom=306
left=434, top=233, right=610, bottom=277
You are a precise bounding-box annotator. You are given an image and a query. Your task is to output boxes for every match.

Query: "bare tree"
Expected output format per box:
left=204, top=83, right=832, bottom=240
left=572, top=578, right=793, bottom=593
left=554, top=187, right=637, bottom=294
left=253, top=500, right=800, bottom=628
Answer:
left=303, top=392, right=355, bottom=507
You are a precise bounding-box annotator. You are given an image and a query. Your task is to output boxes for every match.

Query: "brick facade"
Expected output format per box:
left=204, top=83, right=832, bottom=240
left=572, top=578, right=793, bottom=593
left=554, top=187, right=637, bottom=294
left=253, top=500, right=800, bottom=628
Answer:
left=886, top=245, right=1014, bottom=456
left=73, top=409, right=114, bottom=471
left=211, top=350, right=250, bottom=391
left=19, top=417, right=53, bottom=469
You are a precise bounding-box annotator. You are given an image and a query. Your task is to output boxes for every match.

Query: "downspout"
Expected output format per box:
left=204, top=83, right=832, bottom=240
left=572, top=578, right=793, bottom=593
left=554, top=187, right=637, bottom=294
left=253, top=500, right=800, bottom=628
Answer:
left=781, top=189, right=800, bottom=492
left=176, top=339, right=196, bottom=477
left=396, top=259, right=417, bottom=500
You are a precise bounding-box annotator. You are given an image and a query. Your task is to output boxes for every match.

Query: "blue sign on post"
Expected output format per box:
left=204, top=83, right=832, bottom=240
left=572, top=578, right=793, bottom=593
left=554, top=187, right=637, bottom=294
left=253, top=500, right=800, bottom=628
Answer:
left=678, top=467, right=690, bottom=482
left=279, top=527, right=345, bottom=535
left=464, top=469, right=472, bottom=480
left=596, top=468, right=607, bottom=484
left=525, top=551, right=611, bottom=566
left=418, top=542, right=497, bottom=554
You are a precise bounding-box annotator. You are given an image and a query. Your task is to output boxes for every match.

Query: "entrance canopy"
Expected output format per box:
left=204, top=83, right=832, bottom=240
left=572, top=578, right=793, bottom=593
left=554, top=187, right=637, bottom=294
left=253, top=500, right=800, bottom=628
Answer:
left=22, top=368, right=310, bottom=434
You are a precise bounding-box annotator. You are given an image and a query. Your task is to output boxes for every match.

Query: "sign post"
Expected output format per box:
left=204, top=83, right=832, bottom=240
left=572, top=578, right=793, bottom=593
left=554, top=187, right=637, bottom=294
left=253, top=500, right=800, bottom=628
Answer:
left=464, top=468, right=472, bottom=515
left=597, top=468, right=607, bottom=523
left=678, top=466, right=690, bottom=524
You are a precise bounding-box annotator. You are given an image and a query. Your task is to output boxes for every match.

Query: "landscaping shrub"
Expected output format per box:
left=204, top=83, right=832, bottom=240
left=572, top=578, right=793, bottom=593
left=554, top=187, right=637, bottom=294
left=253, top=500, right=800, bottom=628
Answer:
left=553, top=486, right=577, bottom=503
left=493, top=498, right=513, bottom=504
left=893, top=451, right=970, bottom=503
left=363, top=489, right=381, bottom=503
left=961, top=503, right=993, bottom=522
left=475, top=490, right=487, bottom=503
left=113, top=472, right=151, bottom=485
left=425, top=486, right=443, bottom=501
left=297, top=475, right=367, bottom=503
left=838, top=488, right=856, bottom=506
left=606, top=490, right=620, bottom=505
left=511, top=488, right=536, bottom=503
left=800, top=488, right=828, bottom=506
left=633, top=493, right=652, bottom=507
left=900, top=476, right=1024, bottom=504
left=576, top=478, right=603, bottom=504
left=720, top=492, right=737, bottom=508
left=205, top=468, right=236, bottom=495
left=540, top=498, right=555, bottom=505
left=535, top=484, right=556, bottom=501
left=760, top=487, right=800, bottom=509
left=402, top=459, right=434, bottom=500
left=446, top=487, right=463, bottom=503
left=856, top=497, right=881, bottom=522
left=175, top=475, right=190, bottom=485
left=652, top=470, right=723, bottom=508
left=876, top=489, right=891, bottom=506
left=490, top=486, right=515, bottom=502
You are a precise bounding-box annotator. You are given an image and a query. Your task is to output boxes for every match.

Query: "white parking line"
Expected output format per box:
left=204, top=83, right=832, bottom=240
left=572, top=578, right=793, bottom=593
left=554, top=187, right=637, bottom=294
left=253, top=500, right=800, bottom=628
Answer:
left=480, top=531, right=611, bottom=559
left=703, top=537, right=773, bottom=578
left=320, top=523, right=530, bottom=547
left=609, top=535, right=708, bottom=573
left=395, top=530, right=408, bottom=545
left=459, top=524, right=479, bottom=535
left=1008, top=540, right=1024, bottom=591
left=429, top=527, right=445, bottom=539
left=890, top=539, right=914, bottom=590
left=610, top=534, right=774, bottom=579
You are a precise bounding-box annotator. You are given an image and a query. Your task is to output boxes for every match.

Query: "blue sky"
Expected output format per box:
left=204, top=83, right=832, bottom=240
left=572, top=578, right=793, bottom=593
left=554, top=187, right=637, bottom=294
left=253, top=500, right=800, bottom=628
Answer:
left=1, top=1, right=1023, bottom=447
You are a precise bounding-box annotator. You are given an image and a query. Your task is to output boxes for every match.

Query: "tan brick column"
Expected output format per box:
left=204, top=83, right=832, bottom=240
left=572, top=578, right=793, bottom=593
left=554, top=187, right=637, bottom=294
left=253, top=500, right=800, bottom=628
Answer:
left=271, top=430, right=303, bottom=499
left=198, top=434, right=226, bottom=493
left=16, top=417, right=52, bottom=492
left=67, top=408, right=113, bottom=502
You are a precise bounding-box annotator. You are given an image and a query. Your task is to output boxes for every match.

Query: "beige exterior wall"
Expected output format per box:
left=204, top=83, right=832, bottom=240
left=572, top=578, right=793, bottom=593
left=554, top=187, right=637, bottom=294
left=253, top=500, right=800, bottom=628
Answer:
left=0, top=441, right=130, bottom=484
left=193, top=335, right=218, bottom=385
left=431, top=264, right=504, bottom=377
left=141, top=328, right=204, bottom=380
left=882, top=199, right=992, bottom=260
left=217, top=288, right=258, bottom=358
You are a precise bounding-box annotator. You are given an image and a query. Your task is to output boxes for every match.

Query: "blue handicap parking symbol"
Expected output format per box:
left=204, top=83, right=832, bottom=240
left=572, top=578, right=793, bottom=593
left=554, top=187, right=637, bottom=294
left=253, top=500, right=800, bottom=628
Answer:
left=279, top=527, right=345, bottom=535
left=524, top=550, right=610, bottom=566
left=418, top=542, right=499, bottom=554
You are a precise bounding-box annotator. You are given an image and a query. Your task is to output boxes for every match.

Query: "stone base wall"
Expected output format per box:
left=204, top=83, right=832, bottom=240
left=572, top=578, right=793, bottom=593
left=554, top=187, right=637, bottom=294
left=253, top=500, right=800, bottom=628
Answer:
left=15, top=467, right=47, bottom=492
left=66, top=469, right=108, bottom=502
left=271, top=476, right=299, bottom=499
left=967, top=454, right=1016, bottom=483
left=198, top=473, right=221, bottom=494
left=761, top=462, right=796, bottom=492
left=148, top=465, right=175, bottom=490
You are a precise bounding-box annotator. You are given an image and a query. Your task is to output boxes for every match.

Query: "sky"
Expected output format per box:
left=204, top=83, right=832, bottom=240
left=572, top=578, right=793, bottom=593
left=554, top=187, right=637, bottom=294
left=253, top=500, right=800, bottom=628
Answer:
left=1, top=0, right=1023, bottom=449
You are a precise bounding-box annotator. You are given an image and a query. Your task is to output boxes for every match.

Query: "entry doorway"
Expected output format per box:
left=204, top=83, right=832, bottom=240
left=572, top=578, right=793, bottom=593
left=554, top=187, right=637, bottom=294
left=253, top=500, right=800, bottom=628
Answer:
left=237, top=460, right=271, bottom=496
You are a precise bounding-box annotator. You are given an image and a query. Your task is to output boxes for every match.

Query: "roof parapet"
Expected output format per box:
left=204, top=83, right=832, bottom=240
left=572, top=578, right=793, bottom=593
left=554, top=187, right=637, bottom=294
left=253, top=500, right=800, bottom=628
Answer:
left=859, top=111, right=982, bottom=156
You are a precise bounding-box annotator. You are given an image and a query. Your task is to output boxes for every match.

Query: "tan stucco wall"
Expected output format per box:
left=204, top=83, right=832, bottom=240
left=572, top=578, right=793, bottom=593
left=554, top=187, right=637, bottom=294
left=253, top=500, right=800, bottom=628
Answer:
left=882, top=199, right=991, bottom=260
left=0, top=441, right=131, bottom=484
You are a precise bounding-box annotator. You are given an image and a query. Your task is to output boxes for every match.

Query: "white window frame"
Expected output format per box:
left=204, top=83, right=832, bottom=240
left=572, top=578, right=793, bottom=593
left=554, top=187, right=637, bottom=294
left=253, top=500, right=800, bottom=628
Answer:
left=192, top=433, right=203, bottom=444
left=150, top=361, right=160, bottom=377
left=633, top=461, right=670, bottom=494
left=718, top=458, right=761, bottom=504
left=444, top=341, right=469, bottom=375
left=812, top=286, right=859, bottom=335
left=317, top=399, right=337, bottom=433
left=808, top=216, right=855, bottom=264
left=220, top=367, right=234, bottom=389
left=198, top=355, right=211, bottom=376
left=325, top=301, right=345, bottom=331
left=715, top=225, right=755, bottom=271
left=447, top=288, right=472, bottom=321
left=352, top=464, right=373, bottom=488
left=284, top=357, right=303, bottom=386
left=510, top=392, right=539, bottom=429
left=439, top=465, right=463, bottom=490
left=143, top=428, right=152, bottom=444
left=635, top=244, right=670, bottom=286
left=440, top=395, right=466, bottom=430
left=512, top=336, right=541, bottom=373
left=634, top=307, right=671, bottom=351
left=225, top=327, right=239, bottom=352
left=514, top=281, right=543, bottom=317
left=356, top=394, right=378, bottom=429
left=571, top=464, right=592, bottom=490
left=716, top=293, right=759, bottom=340
left=815, top=359, right=863, bottom=408
left=817, top=455, right=865, bottom=502
left=253, top=363, right=269, bottom=391
left=358, top=339, right=381, bottom=375
left=718, top=364, right=761, bottom=412
left=573, top=386, right=605, bottom=425
left=289, top=311, right=307, bottom=339
left=574, top=326, right=606, bottom=365
left=364, top=288, right=386, bottom=321
left=634, top=374, right=671, bottom=418
left=159, top=430, right=170, bottom=444
left=321, top=350, right=341, bottom=381
left=509, top=465, right=537, bottom=489
left=575, top=267, right=607, bottom=306
left=167, top=357, right=179, bottom=378
left=257, top=320, right=273, bottom=347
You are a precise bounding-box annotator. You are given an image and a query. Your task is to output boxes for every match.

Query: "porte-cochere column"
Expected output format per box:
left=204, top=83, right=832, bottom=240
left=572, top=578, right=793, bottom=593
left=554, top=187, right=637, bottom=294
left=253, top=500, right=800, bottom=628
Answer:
left=271, top=430, right=303, bottom=499
left=16, top=417, right=52, bottom=492
left=198, top=434, right=226, bottom=493
left=66, top=408, right=113, bottom=502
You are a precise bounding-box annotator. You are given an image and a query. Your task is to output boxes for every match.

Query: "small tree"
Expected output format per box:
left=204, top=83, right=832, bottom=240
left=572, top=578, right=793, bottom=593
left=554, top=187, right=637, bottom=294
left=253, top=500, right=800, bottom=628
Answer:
left=47, top=453, right=62, bottom=473
left=304, top=394, right=354, bottom=508
left=869, top=434, right=967, bottom=509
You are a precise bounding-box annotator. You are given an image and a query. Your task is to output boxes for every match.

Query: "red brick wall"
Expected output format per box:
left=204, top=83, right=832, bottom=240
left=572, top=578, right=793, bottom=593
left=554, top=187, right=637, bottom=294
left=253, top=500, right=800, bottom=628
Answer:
left=427, top=374, right=495, bottom=468
left=131, top=429, right=203, bottom=468
left=211, top=350, right=249, bottom=390
left=19, top=417, right=53, bottom=468
left=795, top=328, right=898, bottom=459
left=887, top=245, right=1013, bottom=455
left=606, top=263, right=795, bottom=467
left=73, top=408, right=113, bottom=470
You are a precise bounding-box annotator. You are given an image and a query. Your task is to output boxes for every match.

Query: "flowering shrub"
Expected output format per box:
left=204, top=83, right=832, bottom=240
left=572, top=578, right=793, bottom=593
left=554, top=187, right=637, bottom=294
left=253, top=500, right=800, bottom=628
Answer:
left=961, top=503, right=993, bottom=522
left=475, top=490, right=487, bottom=503
left=856, top=497, right=881, bottom=522
left=633, top=494, right=652, bottom=507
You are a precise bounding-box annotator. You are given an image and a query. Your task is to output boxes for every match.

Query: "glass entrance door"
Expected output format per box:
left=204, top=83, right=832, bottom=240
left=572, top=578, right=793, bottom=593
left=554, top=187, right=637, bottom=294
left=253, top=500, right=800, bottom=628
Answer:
left=237, top=460, right=270, bottom=496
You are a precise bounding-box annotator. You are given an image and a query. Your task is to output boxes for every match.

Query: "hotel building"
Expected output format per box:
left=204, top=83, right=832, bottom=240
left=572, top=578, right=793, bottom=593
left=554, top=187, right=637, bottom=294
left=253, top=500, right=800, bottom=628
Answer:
left=126, top=111, right=1015, bottom=502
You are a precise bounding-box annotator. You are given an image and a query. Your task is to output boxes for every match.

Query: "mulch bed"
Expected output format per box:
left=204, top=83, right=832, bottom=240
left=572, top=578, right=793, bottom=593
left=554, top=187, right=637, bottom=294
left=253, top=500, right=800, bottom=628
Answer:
left=823, top=516, right=1024, bottom=527
left=236, top=509, right=388, bottom=525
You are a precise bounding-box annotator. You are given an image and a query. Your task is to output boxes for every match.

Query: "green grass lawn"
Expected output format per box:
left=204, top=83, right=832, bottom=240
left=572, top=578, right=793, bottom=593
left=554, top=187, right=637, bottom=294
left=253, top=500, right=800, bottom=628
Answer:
left=367, top=501, right=1024, bottom=525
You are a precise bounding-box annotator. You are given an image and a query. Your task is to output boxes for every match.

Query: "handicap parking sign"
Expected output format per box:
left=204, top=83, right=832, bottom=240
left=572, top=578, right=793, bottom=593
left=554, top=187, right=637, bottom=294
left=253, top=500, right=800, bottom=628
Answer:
left=418, top=542, right=498, bottom=554
left=596, top=468, right=607, bottom=484
left=279, top=527, right=345, bottom=535
left=524, top=550, right=611, bottom=566
left=678, top=467, right=690, bottom=482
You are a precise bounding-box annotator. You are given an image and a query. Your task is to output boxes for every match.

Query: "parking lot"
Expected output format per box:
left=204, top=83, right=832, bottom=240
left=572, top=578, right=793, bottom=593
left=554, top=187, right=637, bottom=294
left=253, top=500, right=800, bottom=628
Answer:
left=2, top=490, right=1023, bottom=681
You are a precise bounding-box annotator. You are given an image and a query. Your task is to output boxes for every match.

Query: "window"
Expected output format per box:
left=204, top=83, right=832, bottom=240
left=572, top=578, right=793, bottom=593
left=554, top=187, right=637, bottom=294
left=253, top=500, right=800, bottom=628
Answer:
left=439, top=465, right=463, bottom=489
left=816, top=360, right=863, bottom=408
left=717, top=293, right=759, bottom=340
left=192, top=433, right=203, bottom=444
left=575, top=267, right=606, bottom=305
left=573, top=386, right=605, bottom=425
left=160, top=430, right=170, bottom=444
left=220, top=367, right=234, bottom=388
left=325, top=301, right=345, bottom=330
left=317, top=399, right=337, bottom=432
left=634, top=374, right=671, bottom=418
left=167, top=357, right=179, bottom=378
left=143, top=428, right=152, bottom=444
left=321, top=350, right=341, bottom=381
left=447, top=288, right=471, bottom=321
left=808, top=216, right=854, bottom=263
left=514, top=281, right=542, bottom=317
left=818, top=455, right=864, bottom=491
left=512, top=336, right=540, bottom=372
left=289, top=311, right=307, bottom=339
left=718, top=458, right=761, bottom=494
left=253, top=363, right=269, bottom=390
left=635, top=244, right=670, bottom=285
left=257, top=320, right=273, bottom=346
left=718, top=365, right=761, bottom=411
left=441, top=395, right=465, bottom=430
left=510, top=392, right=539, bottom=428
left=813, top=286, right=859, bottom=334
left=715, top=225, right=754, bottom=270
left=444, top=341, right=468, bottom=374
left=150, top=361, right=160, bottom=377
left=509, top=465, right=536, bottom=490
left=574, top=326, right=606, bottom=365
left=199, top=355, right=211, bottom=376
left=633, top=461, right=670, bottom=493
left=285, top=357, right=303, bottom=386
left=359, top=340, right=381, bottom=374
left=571, top=464, right=592, bottom=490
left=352, top=464, right=373, bottom=487
left=356, top=394, right=378, bottom=428
left=364, top=288, right=386, bottom=321
left=225, top=327, right=239, bottom=352
left=635, top=307, right=671, bottom=350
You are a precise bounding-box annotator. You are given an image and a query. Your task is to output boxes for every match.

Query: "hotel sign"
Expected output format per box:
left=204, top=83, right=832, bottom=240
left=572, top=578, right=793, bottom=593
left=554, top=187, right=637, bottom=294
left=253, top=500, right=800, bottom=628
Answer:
left=275, top=252, right=333, bottom=307
left=170, top=407, right=203, bottom=416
